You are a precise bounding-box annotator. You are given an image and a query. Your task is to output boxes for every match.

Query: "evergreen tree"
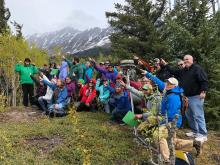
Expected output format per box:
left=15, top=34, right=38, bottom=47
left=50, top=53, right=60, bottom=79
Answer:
left=106, top=0, right=168, bottom=59
left=12, top=21, right=23, bottom=39
left=0, top=0, right=10, bottom=34
left=165, top=0, right=220, bottom=129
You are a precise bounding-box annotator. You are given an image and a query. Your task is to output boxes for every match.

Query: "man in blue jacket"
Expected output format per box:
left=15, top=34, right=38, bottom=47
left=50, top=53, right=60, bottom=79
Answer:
left=142, top=70, right=183, bottom=128
left=140, top=69, right=202, bottom=163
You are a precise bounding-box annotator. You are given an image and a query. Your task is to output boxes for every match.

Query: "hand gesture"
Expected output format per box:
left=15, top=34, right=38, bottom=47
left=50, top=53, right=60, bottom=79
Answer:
left=138, top=60, right=143, bottom=65
left=139, top=69, right=148, bottom=75
left=133, top=54, right=139, bottom=60
left=119, top=80, right=126, bottom=87
left=160, top=58, right=168, bottom=66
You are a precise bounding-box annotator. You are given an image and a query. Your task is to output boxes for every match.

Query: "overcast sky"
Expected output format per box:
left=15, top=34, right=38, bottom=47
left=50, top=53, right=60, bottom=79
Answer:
left=5, top=0, right=124, bottom=35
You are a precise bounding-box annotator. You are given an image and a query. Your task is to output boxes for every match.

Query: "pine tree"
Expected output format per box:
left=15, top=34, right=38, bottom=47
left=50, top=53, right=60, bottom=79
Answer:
left=0, top=0, right=10, bottom=34
left=12, top=21, right=23, bottom=39
left=165, top=0, right=220, bottom=129
left=106, top=0, right=168, bottom=59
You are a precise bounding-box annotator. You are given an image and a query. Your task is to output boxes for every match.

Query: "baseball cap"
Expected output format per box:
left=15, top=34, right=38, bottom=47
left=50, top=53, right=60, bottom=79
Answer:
left=166, top=77, right=179, bottom=86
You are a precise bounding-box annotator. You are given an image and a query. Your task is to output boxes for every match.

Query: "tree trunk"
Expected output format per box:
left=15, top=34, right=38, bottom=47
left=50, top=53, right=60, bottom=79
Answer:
left=11, top=73, right=17, bottom=107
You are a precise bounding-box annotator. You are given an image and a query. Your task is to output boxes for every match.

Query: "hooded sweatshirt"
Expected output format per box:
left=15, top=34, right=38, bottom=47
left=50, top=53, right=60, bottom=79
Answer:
left=146, top=72, right=183, bottom=128
left=59, top=61, right=68, bottom=80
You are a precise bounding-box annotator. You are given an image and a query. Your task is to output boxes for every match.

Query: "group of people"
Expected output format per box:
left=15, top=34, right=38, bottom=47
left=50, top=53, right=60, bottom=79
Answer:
left=15, top=54, right=208, bottom=163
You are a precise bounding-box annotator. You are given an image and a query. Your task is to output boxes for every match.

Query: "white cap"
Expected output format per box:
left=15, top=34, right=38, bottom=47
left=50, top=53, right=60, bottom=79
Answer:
left=167, top=77, right=179, bottom=86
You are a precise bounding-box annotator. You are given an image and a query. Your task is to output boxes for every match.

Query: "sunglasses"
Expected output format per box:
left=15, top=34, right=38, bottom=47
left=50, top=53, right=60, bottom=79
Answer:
left=178, top=63, right=184, bottom=66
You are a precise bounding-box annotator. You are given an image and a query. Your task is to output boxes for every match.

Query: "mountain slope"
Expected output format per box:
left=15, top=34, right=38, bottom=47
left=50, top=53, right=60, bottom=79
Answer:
left=27, top=27, right=113, bottom=55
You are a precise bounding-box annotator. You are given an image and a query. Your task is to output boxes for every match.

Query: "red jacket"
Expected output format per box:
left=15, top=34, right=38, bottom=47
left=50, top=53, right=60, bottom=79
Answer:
left=80, top=85, right=96, bottom=104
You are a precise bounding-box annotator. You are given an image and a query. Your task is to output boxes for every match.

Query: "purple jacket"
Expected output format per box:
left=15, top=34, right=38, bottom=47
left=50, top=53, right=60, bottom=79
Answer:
left=66, top=81, right=76, bottom=97
left=94, top=65, right=118, bottom=83
left=59, top=61, right=68, bottom=80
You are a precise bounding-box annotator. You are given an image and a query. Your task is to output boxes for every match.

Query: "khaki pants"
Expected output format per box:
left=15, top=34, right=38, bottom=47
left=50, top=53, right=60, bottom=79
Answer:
left=156, top=126, right=193, bottom=161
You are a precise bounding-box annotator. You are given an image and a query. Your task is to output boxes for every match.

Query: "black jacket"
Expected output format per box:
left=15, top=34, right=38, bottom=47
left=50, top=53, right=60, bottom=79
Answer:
left=156, top=65, right=173, bottom=81
left=166, top=64, right=208, bottom=97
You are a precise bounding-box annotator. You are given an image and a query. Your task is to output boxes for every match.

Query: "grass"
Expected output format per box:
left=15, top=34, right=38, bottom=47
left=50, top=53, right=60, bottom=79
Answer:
left=0, top=107, right=149, bottom=165
left=0, top=107, right=219, bottom=165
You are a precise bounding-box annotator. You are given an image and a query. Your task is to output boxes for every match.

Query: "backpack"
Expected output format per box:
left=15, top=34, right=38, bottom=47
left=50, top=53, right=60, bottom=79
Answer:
left=167, top=92, right=189, bottom=115
left=179, top=93, right=189, bottom=115
left=175, top=150, right=195, bottom=165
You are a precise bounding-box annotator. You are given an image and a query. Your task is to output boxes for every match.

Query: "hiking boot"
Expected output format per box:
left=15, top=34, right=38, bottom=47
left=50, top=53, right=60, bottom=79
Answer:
left=195, top=135, right=208, bottom=142
left=186, top=132, right=197, bottom=137
left=193, top=140, right=202, bottom=156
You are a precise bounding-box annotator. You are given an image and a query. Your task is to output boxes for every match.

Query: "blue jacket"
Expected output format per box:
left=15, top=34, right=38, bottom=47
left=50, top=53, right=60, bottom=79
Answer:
left=146, top=72, right=183, bottom=128
left=84, top=67, right=93, bottom=83
left=95, top=79, right=110, bottom=103
left=108, top=86, right=131, bottom=112
left=43, top=80, right=68, bottom=105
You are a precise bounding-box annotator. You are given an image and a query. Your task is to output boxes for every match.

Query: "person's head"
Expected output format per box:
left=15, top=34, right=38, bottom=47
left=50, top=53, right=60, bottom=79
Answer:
left=177, top=59, right=185, bottom=69
left=88, top=79, right=96, bottom=88
left=65, top=76, right=72, bottom=84
left=103, top=79, right=108, bottom=86
left=56, top=79, right=65, bottom=88
left=115, top=63, right=121, bottom=70
left=141, top=77, right=151, bottom=86
left=107, top=64, right=114, bottom=72
left=78, top=79, right=85, bottom=87
left=183, top=55, right=194, bottom=68
left=85, top=61, right=91, bottom=68
left=115, top=84, right=123, bottom=94
left=154, top=58, right=161, bottom=71
left=43, top=64, right=48, bottom=69
left=141, top=84, right=153, bottom=95
left=50, top=62, right=57, bottom=69
left=99, top=62, right=104, bottom=67
left=116, top=75, right=122, bottom=83
left=165, top=77, right=178, bottom=90
left=73, top=57, right=80, bottom=64
left=24, top=58, right=31, bottom=65
left=105, top=61, right=110, bottom=66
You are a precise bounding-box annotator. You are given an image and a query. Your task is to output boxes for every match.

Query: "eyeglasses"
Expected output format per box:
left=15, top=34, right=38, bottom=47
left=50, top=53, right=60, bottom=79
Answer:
left=178, top=63, right=184, bottom=66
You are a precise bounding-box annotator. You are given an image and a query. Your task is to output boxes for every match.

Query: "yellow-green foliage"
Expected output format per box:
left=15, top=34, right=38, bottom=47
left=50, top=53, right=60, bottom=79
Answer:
left=0, top=32, right=48, bottom=107
left=0, top=33, right=48, bottom=71
left=0, top=95, right=7, bottom=112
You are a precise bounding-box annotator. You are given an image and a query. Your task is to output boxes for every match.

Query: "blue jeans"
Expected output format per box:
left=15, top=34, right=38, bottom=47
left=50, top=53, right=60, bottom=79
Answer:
left=112, top=108, right=129, bottom=123
left=38, top=96, right=47, bottom=111
left=185, top=95, right=207, bottom=135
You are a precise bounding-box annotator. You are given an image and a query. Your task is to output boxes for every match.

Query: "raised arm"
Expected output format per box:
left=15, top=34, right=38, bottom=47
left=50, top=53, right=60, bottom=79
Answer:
left=125, top=84, right=144, bottom=98
left=145, top=72, right=165, bottom=92
left=43, top=79, right=56, bottom=90
left=95, top=78, right=101, bottom=91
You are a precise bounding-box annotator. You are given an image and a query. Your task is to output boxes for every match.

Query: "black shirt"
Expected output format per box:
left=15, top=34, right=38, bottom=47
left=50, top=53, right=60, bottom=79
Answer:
left=166, top=64, right=208, bottom=97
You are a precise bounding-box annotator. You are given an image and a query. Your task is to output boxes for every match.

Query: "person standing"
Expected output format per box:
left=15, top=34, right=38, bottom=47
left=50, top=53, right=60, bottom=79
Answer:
left=15, top=58, right=38, bottom=107
left=182, top=55, right=208, bottom=142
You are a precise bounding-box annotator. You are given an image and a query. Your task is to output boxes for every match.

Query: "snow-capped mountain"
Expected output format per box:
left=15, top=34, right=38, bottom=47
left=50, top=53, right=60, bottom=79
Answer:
left=27, top=27, right=113, bottom=55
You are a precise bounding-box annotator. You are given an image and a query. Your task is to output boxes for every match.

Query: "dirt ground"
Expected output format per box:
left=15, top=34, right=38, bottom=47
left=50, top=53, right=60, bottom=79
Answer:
left=0, top=106, right=43, bottom=122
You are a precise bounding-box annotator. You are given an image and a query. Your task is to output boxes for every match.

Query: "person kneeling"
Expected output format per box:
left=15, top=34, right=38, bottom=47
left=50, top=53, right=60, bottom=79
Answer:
left=43, top=79, right=68, bottom=117
left=108, top=83, right=131, bottom=124
left=77, top=79, right=96, bottom=112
